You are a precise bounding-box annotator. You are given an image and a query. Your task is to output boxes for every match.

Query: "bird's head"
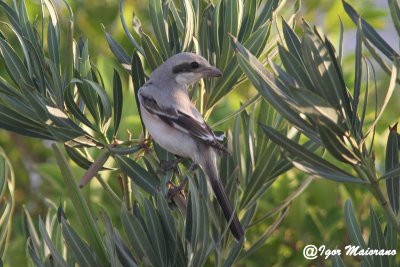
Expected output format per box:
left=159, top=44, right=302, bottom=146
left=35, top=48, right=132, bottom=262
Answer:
left=152, top=52, right=222, bottom=86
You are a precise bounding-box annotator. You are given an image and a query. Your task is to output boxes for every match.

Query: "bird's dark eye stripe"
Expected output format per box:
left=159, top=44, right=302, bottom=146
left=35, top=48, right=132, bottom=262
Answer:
left=172, top=63, right=191, bottom=74
left=172, top=62, right=200, bottom=74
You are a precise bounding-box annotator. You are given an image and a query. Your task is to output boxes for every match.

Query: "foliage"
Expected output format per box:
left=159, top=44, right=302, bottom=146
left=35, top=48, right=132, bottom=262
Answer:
left=0, top=148, right=14, bottom=263
left=0, top=0, right=310, bottom=266
left=231, top=0, right=400, bottom=265
left=0, top=0, right=399, bottom=266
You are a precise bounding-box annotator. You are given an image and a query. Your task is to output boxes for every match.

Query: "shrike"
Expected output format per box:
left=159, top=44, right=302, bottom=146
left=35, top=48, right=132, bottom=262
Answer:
left=138, top=52, right=244, bottom=241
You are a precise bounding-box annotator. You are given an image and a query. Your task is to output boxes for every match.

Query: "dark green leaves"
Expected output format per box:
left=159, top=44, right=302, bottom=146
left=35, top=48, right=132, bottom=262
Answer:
left=260, top=124, right=362, bottom=183
left=0, top=37, right=33, bottom=87
left=105, top=31, right=131, bottom=70
left=344, top=200, right=374, bottom=267
left=115, top=155, right=159, bottom=195
left=149, top=0, right=170, bottom=57
left=52, top=144, right=108, bottom=263
left=385, top=124, right=400, bottom=215
left=112, top=69, right=123, bottom=136
left=343, top=0, right=399, bottom=61
left=0, top=148, right=14, bottom=259
left=60, top=217, right=98, bottom=267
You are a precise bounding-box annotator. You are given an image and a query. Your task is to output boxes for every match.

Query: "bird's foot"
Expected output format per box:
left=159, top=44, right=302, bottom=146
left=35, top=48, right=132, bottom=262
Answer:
left=166, top=178, right=188, bottom=200
left=158, top=158, right=183, bottom=175
left=188, top=162, right=199, bottom=172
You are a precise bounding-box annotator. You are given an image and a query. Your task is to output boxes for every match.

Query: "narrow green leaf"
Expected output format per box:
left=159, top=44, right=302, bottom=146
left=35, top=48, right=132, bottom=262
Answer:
left=143, top=199, right=167, bottom=266
left=352, top=19, right=362, bottom=130
left=182, top=0, right=194, bottom=51
left=278, top=44, right=314, bottom=90
left=281, top=19, right=303, bottom=63
left=369, top=207, right=389, bottom=267
left=149, top=0, right=169, bottom=57
left=343, top=0, right=399, bottom=61
left=344, top=200, right=374, bottom=267
left=47, top=60, right=63, bottom=108
left=220, top=0, right=241, bottom=69
left=0, top=37, right=33, bottom=87
left=23, top=207, right=42, bottom=259
left=260, top=124, right=363, bottom=183
left=27, top=241, right=46, bottom=267
left=231, top=37, right=320, bottom=143
left=0, top=106, right=54, bottom=140
left=254, top=0, right=278, bottom=29
left=83, top=79, right=112, bottom=127
left=187, top=179, right=210, bottom=267
left=65, top=147, right=94, bottom=170
left=317, top=123, right=359, bottom=165
left=338, top=17, right=344, bottom=64
left=121, top=205, right=157, bottom=266
left=223, top=239, right=244, bottom=267
left=38, top=218, right=69, bottom=267
left=113, top=229, right=138, bottom=267
left=384, top=219, right=397, bottom=267
left=115, top=155, right=159, bottom=195
left=18, top=0, right=38, bottom=46
left=63, top=20, right=74, bottom=89
left=60, top=217, right=98, bottom=267
left=332, top=254, right=345, bottom=267
left=211, top=0, right=222, bottom=60
left=389, top=0, right=400, bottom=37
left=0, top=77, right=20, bottom=97
left=155, top=192, right=187, bottom=267
left=64, top=84, right=96, bottom=131
left=52, top=144, right=109, bottom=263
left=119, top=0, right=144, bottom=55
left=112, top=69, right=123, bottom=136
left=131, top=52, right=146, bottom=130
left=365, top=60, right=398, bottom=136
left=238, top=0, right=256, bottom=42
left=208, top=21, right=271, bottom=109
left=301, top=33, right=349, bottom=121
left=105, top=31, right=131, bottom=70
left=0, top=21, right=33, bottom=79
left=385, top=124, right=400, bottom=215
left=0, top=1, right=22, bottom=35
left=155, top=193, right=176, bottom=242
left=141, top=31, right=164, bottom=70
left=48, top=21, right=60, bottom=68
left=43, top=0, right=60, bottom=42
left=289, top=86, right=341, bottom=125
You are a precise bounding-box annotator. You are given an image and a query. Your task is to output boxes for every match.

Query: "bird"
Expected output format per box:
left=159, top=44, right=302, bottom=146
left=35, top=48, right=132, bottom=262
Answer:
left=137, top=52, right=244, bottom=241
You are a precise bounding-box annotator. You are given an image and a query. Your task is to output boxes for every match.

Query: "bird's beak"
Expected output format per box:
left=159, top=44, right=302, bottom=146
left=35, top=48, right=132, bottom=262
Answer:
left=203, top=66, right=222, bottom=77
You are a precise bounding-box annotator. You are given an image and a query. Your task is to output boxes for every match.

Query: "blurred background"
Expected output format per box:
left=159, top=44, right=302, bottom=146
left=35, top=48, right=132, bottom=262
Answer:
left=0, top=0, right=398, bottom=266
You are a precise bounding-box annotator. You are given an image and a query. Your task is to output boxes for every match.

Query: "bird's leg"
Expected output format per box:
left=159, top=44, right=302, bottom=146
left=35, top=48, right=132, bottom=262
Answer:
left=158, top=157, right=183, bottom=175
left=166, top=178, right=188, bottom=216
left=166, top=178, right=188, bottom=199
left=165, top=162, right=197, bottom=199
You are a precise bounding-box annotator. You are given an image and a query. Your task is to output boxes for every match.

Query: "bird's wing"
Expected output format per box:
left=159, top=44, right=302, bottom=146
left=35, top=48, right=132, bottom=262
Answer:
left=139, top=93, right=227, bottom=152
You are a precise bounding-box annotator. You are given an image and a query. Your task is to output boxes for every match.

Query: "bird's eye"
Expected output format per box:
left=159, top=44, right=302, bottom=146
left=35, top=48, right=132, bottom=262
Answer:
left=190, top=62, right=200, bottom=69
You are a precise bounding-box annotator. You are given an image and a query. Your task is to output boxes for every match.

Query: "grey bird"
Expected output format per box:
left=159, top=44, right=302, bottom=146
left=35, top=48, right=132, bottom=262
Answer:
left=138, top=52, right=244, bottom=241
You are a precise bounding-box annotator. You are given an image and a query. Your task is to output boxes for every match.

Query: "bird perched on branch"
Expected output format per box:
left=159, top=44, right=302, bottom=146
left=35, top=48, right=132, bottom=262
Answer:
left=138, top=52, right=244, bottom=241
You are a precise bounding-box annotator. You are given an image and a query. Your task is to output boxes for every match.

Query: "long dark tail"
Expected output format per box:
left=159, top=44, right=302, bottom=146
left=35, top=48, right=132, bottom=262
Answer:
left=201, top=152, right=244, bottom=241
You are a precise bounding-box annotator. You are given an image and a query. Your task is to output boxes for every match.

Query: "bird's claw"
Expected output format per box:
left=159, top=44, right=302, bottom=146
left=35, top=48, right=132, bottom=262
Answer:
left=158, top=158, right=182, bottom=175
left=166, top=178, right=188, bottom=200
left=166, top=178, right=188, bottom=216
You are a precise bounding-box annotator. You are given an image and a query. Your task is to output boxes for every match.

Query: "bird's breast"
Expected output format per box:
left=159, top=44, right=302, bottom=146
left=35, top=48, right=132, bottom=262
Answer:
left=140, top=105, right=198, bottom=160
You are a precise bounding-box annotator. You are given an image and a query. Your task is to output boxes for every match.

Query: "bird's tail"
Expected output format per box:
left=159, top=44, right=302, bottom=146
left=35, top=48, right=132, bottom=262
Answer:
left=200, top=150, right=244, bottom=241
